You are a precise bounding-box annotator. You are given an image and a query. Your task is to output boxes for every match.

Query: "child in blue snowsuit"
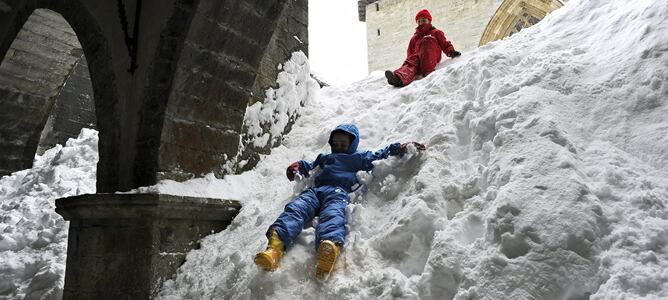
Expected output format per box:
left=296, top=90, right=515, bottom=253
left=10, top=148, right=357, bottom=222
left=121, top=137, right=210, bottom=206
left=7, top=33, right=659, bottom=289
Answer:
left=254, top=123, right=425, bottom=279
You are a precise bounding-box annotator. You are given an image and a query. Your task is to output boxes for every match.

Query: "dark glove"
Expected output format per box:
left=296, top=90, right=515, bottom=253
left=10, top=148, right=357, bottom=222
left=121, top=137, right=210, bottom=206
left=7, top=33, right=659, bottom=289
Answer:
left=448, top=50, right=461, bottom=58
left=400, top=142, right=426, bottom=154
left=286, top=162, right=300, bottom=181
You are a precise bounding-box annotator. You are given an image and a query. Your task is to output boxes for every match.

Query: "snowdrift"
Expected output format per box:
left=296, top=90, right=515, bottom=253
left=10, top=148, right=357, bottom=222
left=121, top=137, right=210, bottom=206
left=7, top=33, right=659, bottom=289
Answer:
left=0, top=129, right=97, bottom=299
left=156, top=0, right=667, bottom=299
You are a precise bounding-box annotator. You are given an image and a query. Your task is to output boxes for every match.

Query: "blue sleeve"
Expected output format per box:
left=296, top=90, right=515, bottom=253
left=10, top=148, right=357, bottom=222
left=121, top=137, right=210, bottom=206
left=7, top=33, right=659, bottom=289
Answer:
left=297, top=154, right=325, bottom=177
left=361, top=143, right=402, bottom=171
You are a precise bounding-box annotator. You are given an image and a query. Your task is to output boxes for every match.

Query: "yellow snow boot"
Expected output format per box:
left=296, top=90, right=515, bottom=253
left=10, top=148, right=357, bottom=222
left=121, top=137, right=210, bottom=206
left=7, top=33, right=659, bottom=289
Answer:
left=315, top=240, right=341, bottom=280
left=254, top=229, right=285, bottom=271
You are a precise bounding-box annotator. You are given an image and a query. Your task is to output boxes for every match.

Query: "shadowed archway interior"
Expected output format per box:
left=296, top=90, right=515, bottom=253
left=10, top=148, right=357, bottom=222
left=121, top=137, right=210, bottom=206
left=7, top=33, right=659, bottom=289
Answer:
left=0, top=8, right=95, bottom=176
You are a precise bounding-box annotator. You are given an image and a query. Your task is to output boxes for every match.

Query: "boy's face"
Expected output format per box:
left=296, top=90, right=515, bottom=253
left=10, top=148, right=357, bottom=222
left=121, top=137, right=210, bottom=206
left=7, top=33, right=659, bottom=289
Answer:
left=331, top=132, right=352, bottom=153
left=417, top=18, right=430, bottom=26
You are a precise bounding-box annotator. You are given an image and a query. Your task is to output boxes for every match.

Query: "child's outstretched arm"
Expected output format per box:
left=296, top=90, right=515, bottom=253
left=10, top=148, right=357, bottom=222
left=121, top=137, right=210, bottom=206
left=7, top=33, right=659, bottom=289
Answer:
left=360, top=142, right=426, bottom=171
left=286, top=154, right=325, bottom=181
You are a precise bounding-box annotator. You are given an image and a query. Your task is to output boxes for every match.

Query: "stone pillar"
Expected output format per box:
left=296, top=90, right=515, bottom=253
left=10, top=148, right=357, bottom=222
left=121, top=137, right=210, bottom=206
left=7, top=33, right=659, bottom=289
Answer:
left=55, top=193, right=241, bottom=299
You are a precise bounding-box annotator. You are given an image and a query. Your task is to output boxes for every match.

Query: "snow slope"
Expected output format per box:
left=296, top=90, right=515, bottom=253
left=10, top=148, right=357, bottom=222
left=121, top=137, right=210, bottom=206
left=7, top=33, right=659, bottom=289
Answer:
left=156, top=0, right=668, bottom=299
left=1, top=0, right=667, bottom=299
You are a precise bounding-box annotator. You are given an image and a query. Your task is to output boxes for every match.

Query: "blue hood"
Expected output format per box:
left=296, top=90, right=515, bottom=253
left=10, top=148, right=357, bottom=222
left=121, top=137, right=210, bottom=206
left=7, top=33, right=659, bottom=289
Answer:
left=328, top=123, right=359, bottom=154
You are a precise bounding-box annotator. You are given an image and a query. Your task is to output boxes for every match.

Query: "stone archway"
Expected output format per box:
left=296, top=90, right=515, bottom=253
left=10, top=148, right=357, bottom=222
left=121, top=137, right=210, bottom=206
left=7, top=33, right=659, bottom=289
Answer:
left=479, top=0, right=564, bottom=46
left=0, top=8, right=99, bottom=176
left=0, top=0, right=307, bottom=193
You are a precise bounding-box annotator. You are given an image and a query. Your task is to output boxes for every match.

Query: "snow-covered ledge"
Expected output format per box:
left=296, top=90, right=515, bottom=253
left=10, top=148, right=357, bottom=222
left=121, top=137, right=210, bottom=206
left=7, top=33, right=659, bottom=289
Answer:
left=55, top=193, right=241, bottom=299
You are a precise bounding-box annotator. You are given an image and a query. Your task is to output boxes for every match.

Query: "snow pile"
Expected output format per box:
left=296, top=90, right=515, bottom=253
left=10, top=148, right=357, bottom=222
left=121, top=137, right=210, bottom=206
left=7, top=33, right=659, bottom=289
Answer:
left=0, top=129, right=97, bottom=299
left=156, top=0, right=668, bottom=299
left=242, top=51, right=319, bottom=149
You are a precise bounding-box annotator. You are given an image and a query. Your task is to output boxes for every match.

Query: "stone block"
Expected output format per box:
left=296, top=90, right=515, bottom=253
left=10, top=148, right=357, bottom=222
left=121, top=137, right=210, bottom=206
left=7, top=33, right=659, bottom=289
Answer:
left=158, top=118, right=240, bottom=176
left=55, top=193, right=241, bottom=299
left=166, top=90, right=245, bottom=127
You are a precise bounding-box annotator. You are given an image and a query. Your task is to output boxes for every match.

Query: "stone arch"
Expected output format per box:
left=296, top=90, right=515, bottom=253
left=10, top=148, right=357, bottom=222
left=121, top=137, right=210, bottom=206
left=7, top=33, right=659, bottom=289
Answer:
left=0, top=3, right=114, bottom=177
left=479, top=0, right=564, bottom=46
left=37, top=54, right=96, bottom=155
left=0, top=0, right=307, bottom=192
left=146, top=0, right=302, bottom=183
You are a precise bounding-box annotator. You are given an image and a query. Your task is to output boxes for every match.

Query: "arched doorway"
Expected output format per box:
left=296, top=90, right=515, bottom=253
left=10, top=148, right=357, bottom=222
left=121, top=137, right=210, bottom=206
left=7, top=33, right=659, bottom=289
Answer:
left=0, top=9, right=96, bottom=176
left=479, top=0, right=564, bottom=46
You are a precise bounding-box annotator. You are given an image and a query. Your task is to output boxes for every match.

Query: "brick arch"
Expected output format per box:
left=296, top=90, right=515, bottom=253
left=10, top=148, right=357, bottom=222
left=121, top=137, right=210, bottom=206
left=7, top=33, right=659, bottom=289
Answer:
left=0, top=3, right=116, bottom=179
left=479, top=0, right=564, bottom=46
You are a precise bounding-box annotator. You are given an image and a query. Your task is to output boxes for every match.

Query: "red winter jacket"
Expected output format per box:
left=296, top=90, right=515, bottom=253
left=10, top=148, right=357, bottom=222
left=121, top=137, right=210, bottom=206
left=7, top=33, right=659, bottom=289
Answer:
left=406, top=26, right=456, bottom=61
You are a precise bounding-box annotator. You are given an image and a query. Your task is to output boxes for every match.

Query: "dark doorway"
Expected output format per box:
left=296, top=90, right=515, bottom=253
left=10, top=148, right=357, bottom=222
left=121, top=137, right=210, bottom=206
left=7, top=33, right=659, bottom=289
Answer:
left=0, top=9, right=96, bottom=176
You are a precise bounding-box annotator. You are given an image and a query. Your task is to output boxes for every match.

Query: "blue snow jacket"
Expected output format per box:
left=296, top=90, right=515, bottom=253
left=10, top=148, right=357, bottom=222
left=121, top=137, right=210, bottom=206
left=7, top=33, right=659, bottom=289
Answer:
left=297, top=123, right=402, bottom=192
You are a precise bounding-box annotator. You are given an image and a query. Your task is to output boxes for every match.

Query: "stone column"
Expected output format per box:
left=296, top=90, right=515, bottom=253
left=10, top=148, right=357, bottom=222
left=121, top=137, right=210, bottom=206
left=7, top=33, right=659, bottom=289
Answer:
left=55, top=193, right=241, bottom=299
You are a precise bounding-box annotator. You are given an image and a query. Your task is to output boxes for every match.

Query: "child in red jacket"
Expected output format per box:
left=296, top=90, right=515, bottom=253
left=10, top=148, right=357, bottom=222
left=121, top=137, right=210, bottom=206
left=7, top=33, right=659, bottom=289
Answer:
left=386, top=9, right=461, bottom=87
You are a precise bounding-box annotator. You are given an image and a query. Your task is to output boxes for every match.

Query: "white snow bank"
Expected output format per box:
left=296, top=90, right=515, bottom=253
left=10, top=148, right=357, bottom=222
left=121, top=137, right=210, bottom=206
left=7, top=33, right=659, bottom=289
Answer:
left=0, top=129, right=97, bottom=299
left=157, top=0, right=668, bottom=299
left=242, top=51, right=319, bottom=150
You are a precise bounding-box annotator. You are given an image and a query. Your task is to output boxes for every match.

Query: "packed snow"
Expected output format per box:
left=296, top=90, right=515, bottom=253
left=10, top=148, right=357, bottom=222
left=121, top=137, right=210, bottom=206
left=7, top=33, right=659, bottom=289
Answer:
left=155, top=0, right=668, bottom=298
left=1, top=0, right=667, bottom=299
left=0, top=129, right=97, bottom=299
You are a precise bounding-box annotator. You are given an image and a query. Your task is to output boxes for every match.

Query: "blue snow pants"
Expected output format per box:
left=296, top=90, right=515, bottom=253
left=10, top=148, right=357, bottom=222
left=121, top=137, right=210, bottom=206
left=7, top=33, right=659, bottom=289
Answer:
left=271, top=185, right=349, bottom=249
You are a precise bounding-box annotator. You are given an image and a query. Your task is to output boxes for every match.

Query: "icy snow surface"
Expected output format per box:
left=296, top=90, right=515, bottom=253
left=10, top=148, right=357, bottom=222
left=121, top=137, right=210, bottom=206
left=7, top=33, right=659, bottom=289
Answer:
left=0, top=129, right=98, bottom=299
left=0, top=0, right=667, bottom=299
left=156, top=0, right=668, bottom=299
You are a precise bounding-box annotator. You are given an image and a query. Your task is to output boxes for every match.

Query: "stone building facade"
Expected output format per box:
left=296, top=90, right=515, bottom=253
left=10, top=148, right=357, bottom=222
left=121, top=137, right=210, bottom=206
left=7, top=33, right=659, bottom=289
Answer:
left=358, top=0, right=565, bottom=73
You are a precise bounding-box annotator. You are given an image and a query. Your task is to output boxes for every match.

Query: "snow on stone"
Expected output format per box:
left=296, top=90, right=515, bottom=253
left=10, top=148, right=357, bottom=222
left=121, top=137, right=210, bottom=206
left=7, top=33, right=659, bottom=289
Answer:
left=0, top=129, right=97, bottom=299
left=156, top=0, right=668, bottom=299
left=242, top=51, right=319, bottom=149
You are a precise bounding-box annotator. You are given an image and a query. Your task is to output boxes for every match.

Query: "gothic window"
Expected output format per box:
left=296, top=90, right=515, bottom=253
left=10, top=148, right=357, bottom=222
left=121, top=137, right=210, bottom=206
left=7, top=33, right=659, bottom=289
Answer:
left=479, top=0, right=564, bottom=46
left=509, top=11, right=542, bottom=36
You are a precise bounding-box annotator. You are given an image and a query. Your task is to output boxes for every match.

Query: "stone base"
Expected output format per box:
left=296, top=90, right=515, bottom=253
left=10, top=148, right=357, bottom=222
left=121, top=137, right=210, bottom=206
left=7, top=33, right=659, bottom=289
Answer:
left=55, top=193, right=241, bottom=299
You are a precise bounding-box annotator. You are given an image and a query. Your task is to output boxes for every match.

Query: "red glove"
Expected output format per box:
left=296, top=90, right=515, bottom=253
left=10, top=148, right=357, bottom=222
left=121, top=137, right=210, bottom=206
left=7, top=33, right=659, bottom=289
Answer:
left=286, top=162, right=300, bottom=181
left=400, top=142, right=426, bottom=154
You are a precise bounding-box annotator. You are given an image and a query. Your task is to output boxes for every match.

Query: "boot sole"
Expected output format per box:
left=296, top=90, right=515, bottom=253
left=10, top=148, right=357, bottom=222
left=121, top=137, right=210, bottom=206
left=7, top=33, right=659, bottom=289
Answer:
left=315, top=241, right=339, bottom=280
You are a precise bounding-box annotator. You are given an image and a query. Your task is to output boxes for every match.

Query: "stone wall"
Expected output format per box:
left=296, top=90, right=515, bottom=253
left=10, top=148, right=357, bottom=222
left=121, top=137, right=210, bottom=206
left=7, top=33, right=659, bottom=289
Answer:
left=237, top=0, right=309, bottom=173
left=155, top=0, right=304, bottom=182
left=252, top=0, right=308, bottom=106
